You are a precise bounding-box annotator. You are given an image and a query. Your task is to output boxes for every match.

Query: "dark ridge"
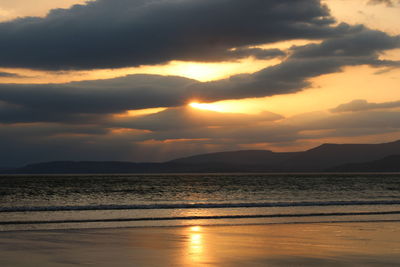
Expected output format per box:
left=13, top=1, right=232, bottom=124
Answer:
left=327, top=155, right=400, bottom=172
left=275, top=140, right=400, bottom=171
left=169, top=150, right=297, bottom=165
left=2, top=140, right=400, bottom=174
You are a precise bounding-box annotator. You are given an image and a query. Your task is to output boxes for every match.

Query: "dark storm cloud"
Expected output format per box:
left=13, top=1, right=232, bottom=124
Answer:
left=0, top=27, right=399, bottom=124
left=331, top=99, right=400, bottom=113
left=0, top=0, right=345, bottom=70
left=0, top=74, right=198, bottom=123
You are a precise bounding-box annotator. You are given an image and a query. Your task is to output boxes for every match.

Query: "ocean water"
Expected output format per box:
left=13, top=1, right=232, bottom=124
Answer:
left=1, top=173, right=400, bottom=231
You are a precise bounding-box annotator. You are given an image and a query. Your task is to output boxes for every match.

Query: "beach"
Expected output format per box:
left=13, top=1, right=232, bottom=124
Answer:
left=2, top=174, right=400, bottom=266
left=1, top=221, right=400, bottom=266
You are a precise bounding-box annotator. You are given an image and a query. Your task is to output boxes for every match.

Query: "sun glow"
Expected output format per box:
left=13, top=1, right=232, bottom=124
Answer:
left=0, top=58, right=278, bottom=84
left=114, top=107, right=166, bottom=118
left=189, top=102, right=229, bottom=113
left=189, top=100, right=265, bottom=114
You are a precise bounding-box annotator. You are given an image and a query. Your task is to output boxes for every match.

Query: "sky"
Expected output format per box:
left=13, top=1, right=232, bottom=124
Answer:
left=0, top=0, right=399, bottom=166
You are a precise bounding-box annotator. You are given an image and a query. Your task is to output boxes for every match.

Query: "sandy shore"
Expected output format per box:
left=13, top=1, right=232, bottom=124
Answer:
left=1, top=222, right=400, bottom=266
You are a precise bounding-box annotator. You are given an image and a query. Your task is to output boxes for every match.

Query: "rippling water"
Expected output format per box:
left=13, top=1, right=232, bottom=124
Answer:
left=1, top=173, right=400, bottom=230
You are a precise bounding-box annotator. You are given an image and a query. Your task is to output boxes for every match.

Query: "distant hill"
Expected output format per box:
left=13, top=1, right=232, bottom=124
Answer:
left=14, top=161, right=170, bottom=174
left=2, top=140, right=400, bottom=174
left=170, top=150, right=297, bottom=166
left=171, top=140, right=400, bottom=172
left=327, top=155, right=400, bottom=172
left=275, top=140, right=400, bottom=171
left=5, top=160, right=278, bottom=174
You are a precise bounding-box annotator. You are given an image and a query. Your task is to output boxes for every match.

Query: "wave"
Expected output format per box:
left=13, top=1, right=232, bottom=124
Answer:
left=1, top=200, right=400, bottom=213
left=1, top=210, right=400, bottom=225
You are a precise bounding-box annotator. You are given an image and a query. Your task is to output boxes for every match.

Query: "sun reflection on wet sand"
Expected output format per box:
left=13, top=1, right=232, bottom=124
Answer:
left=184, top=226, right=207, bottom=265
left=1, top=222, right=400, bottom=266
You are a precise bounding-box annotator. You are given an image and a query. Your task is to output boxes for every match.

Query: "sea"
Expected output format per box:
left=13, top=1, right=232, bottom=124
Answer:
left=1, top=173, right=400, bottom=231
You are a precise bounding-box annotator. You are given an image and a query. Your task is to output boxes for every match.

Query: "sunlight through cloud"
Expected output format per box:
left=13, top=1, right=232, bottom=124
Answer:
left=189, top=102, right=227, bottom=113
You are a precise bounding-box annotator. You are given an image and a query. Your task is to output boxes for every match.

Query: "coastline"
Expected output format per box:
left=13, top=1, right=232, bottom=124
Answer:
left=2, top=172, right=400, bottom=176
left=1, top=221, right=400, bottom=266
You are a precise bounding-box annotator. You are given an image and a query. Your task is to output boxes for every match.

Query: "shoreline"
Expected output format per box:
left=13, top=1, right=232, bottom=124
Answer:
left=1, top=218, right=400, bottom=233
left=1, top=221, right=400, bottom=266
left=2, top=172, right=400, bottom=176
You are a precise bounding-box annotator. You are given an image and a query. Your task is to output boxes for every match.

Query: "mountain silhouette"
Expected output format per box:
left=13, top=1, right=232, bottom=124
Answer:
left=275, top=140, right=400, bottom=171
left=327, top=155, right=400, bottom=172
left=3, top=140, right=400, bottom=174
left=169, top=150, right=296, bottom=166
left=171, top=140, right=400, bottom=172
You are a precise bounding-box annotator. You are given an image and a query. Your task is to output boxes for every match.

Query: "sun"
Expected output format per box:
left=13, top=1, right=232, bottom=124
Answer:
left=189, top=102, right=227, bottom=112
left=189, top=100, right=259, bottom=114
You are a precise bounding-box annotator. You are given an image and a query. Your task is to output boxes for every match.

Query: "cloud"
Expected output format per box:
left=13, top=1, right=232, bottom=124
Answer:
left=331, top=99, right=400, bottom=113
left=113, top=107, right=283, bottom=131
left=191, top=28, right=400, bottom=102
left=0, top=0, right=346, bottom=70
left=0, top=72, right=20, bottom=78
left=229, top=48, right=286, bottom=60
left=0, top=74, right=198, bottom=123
left=0, top=122, right=108, bottom=138
left=0, top=27, right=399, bottom=124
left=1, top=0, right=400, bottom=166
left=3, top=103, right=400, bottom=166
left=291, top=29, right=400, bottom=59
left=368, top=0, right=400, bottom=7
left=108, top=101, right=400, bottom=146
left=132, top=108, right=400, bottom=146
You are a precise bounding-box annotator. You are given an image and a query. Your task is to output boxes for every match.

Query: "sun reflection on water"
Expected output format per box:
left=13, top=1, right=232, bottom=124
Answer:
left=187, top=226, right=204, bottom=264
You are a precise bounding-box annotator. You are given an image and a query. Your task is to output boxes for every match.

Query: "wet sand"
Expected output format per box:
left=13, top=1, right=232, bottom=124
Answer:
left=1, top=222, right=400, bottom=266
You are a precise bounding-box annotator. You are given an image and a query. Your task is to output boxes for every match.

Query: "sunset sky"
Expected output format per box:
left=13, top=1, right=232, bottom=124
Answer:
left=0, top=0, right=399, bottom=166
